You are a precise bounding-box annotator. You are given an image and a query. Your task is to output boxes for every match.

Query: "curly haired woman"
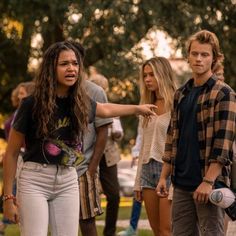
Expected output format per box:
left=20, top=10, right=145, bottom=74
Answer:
left=3, top=41, right=156, bottom=236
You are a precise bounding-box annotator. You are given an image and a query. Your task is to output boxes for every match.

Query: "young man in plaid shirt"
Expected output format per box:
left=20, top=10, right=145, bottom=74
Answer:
left=156, top=30, right=236, bottom=236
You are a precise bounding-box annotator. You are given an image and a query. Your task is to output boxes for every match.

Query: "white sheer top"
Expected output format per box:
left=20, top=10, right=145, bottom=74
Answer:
left=134, top=112, right=171, bottom=190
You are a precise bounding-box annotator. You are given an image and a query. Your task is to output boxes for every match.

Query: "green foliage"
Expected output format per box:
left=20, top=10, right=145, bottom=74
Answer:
left=0, top=0, right=235, bottom=143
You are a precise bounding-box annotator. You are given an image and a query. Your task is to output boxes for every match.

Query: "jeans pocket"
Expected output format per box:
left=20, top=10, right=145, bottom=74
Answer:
left=21, top=162, right=43, bottom=172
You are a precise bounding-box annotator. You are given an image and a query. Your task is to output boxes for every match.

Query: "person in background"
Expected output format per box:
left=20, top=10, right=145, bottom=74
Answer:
left=3, top=41, right=157, bottom=236
left=0, top=87, right=19, bottom=236
left=156, top=30, right=236, bottom=236
left=71, top=42, right=111, bottom=236
left=118, top=120, right=143, bottom=236
left=5, top=81, right=36, bottom=175
left=89, top=70, right=124, bottom=236
left=4, top=81, right=35, bottom=139
left=3, top=87, right=20, bottom=141
left=0, top=81, right=35, bottom=236
left=134, top=57, right=177, bottom=236
left=78, top=79, right=111, bottom=236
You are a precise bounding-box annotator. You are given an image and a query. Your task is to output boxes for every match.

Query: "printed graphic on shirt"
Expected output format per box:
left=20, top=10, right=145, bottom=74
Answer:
left=42, top=117, right=84, bottom=166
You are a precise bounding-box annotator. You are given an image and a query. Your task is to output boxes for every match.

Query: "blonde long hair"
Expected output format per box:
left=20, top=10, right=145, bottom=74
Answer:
left=139, top=57, right=177, bottom=111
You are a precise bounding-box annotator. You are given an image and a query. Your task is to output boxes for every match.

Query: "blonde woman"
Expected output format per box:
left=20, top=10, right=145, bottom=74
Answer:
left=134, top=57, right=177, bottom=236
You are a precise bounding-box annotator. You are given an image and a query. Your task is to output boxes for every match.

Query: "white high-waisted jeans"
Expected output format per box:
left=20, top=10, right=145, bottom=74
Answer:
left=17, top=162, right=79, bottom=236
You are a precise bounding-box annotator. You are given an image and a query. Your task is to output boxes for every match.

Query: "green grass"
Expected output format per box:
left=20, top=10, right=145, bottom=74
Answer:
left=2, top=197, right=152, bottom=236
left=96, top=226, right=153, bottom=236
left=97, top=197, right=148, bottom=220
left=4, top=224, right=20, bottom=236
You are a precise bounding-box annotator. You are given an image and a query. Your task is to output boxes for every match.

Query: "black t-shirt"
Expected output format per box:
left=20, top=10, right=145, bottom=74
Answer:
left=13, top=96, right=96, bottom=165
left=173, top=85, right=204, bottom=191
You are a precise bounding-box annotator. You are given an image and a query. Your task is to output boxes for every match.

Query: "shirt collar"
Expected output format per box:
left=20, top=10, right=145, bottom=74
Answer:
left=182, top=75, right=217, bottom=94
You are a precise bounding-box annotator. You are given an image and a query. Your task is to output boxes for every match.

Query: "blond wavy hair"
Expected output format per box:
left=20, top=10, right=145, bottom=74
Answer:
left=139, top=57, right=177, bottom=112
left=186, top=30, right=224, bottom=70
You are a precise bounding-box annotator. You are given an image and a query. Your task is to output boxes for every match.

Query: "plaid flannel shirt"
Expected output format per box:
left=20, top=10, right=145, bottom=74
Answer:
left=163, top=76, right=236, bottom=185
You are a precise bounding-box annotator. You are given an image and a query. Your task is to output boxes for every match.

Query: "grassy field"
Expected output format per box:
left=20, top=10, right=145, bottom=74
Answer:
left=2, top=197, right=152, bottom=236
left=2, top=225, right=153, bottom=236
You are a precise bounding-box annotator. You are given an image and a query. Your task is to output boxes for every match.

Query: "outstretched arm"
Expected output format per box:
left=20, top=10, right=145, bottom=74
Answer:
left=96, top=103, right=157, bottom=118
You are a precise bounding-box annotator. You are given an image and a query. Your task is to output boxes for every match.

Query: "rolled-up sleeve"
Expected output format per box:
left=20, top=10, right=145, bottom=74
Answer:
left=162, top=109, right=175, bottom=164
left=209, top=90, right=236, bottom=166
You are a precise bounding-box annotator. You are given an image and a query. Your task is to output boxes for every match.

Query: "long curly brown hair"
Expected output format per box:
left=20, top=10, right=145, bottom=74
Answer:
left=33, top=41, right=90, bottom=139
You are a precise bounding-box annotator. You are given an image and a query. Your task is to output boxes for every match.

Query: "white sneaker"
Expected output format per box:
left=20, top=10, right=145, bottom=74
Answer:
left=117, top=226, right=137, bottom=236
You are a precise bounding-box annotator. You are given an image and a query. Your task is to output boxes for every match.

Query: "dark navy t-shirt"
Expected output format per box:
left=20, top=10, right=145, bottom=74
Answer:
left=13, top=95, right=96, bottom=165
left=173, top=85, right=204, bottom=191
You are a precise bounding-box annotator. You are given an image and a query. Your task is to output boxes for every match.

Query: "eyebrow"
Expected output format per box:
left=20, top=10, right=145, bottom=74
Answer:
left=58, top=59, right=78, bottom=63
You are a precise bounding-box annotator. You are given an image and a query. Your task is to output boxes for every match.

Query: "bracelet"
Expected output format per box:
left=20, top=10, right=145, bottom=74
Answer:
left=202, top=177, right=214, bottom=186
left=2, top=194, right=16, bottom=202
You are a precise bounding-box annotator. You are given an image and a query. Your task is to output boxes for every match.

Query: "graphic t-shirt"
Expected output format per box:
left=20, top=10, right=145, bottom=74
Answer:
left=13, top=96, right=96, bottom=165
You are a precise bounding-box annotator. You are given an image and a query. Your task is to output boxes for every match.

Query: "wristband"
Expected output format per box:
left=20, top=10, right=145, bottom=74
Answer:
left=2, top=194, right=16, bottom=202
left=202, top=177, right=214, bottom=186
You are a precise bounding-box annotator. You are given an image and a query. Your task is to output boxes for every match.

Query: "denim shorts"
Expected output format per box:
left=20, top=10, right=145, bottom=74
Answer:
left=141, top=159, right=171, bottom=189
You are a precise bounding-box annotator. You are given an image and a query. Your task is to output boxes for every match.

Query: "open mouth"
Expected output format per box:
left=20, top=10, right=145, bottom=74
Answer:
left=65, top=74, right=76, bottom=80
left=65, top=74, right=76, bottom=78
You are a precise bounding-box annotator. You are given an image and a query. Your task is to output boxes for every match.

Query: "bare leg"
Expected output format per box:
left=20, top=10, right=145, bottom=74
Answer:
left=143, top=188, right=171, bottom=236
left=159, top=197, right=171, bottom=236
